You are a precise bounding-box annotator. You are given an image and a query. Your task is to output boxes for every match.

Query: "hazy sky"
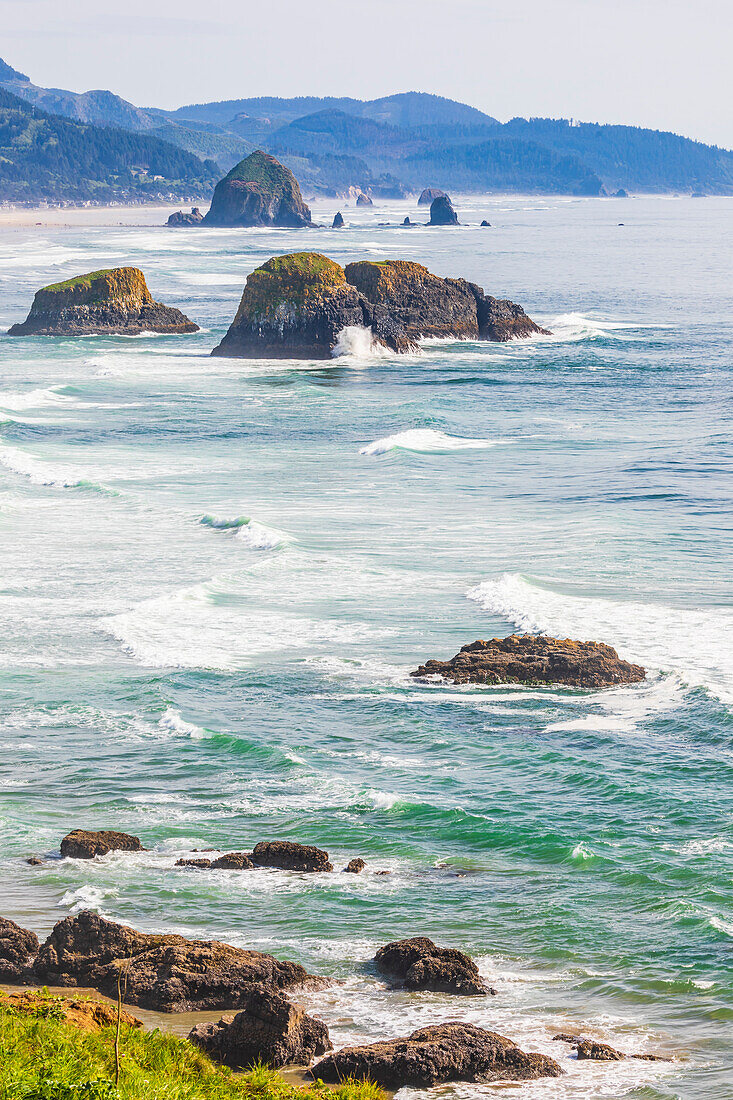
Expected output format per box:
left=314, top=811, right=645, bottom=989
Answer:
left=2, top=0, right=731, bottom=148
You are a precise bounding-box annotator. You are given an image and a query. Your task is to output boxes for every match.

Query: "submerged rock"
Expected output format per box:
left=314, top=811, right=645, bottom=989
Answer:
left=9, top=269, right=198, bottom=337
left=203, top=151, right=312, bottom=228
left=418, top=188, right=448, bottom=205
left=166, top=206, right=204, bottom=227
left=412, top=634, right=646, bottom=688
left=176, top=857, right=212, bottom=869
left=0, top=917, right=40, bottom=983
left=33, top=910, right=324, bottom=1012
left=428, top=195, right=458, bottom=225
left=189, top=987, right=331, bottom=1068
left=552, top=1035, right=668, bottom=1062
left=355, top=192, right=373, bottom=206
left=375, top=937, right=492, bottom=996
left=332, top=211, right=344, bottom=228
left=251, top=841, right=332, bottom=873
left=60, top=830, right=144, bottom=859
left=312, top=1022, right=563, bottom=1088
left=0, top=989, right=142, bottom=1032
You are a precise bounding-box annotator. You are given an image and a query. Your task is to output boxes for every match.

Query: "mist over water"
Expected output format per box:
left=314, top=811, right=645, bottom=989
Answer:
left=0, top=195, right=731, bottom=1099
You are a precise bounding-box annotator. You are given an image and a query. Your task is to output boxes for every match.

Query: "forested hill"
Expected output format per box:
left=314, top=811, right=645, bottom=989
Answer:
left=0, top=88, right=219, bottom=203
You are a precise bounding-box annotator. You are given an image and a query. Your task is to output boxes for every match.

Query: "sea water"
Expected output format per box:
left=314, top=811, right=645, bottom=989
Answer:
left=0, top=194, right=731, bottom=1099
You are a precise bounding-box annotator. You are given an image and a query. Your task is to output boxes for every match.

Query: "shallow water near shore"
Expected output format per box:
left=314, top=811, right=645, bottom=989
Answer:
left=0, top=194, right=731, bottom=1099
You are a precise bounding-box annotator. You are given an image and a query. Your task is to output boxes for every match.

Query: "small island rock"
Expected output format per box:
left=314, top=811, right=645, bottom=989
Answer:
left=166, top=207, right=204, bottom=227
left=418, top=188, right=448, bottom=205
left=375, top=937, right=491, bottom=995
left=311, top=1022, right=563, bottom=1089
left=189, top=987, right=331, bottom=1068
left=480, top=219, right=491, bottom=226
left=429, top=195, right=459, bottom=225
left=60, top=830, right=144, bottom=859
left=412, top=634, right=646, bottom=688
left=332, top=211, right=344, bottom=228
left=9, top=269, right=198, bottom=337
left=355, top=192, right=373, bottom=206
left=251, top=841, right=332, bottom=872
left=203, top=151, right=312, bottom=228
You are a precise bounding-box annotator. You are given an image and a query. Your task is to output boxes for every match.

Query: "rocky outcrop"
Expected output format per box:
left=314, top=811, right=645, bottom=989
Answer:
left=32, top=910, right=324, bottom=1012
left=552, top=1035, right=667, bottom=1062
left=312, top=1023, right=564, bottom=1089
left=481, top=219, right=491, bottom=227
left=60, top=830, right=144, bottom=859
left=167, top=207, right=204, bottom=227
left=412, top=634, right=646, bottom=688
left=374, top=937, right=491, bottom=996
left=332, top=211, right=344, bottom=228
left=188, top=987, right=331, bottom=1069
left=0, top=917, right=39, bottom=982
left=251, top=841, right=332, bottom=873
left=429, top=195, right=458, bottom=225
left=344, top=858, right=365, bottom=874
left=213, top=253, right=546, bottom=359
left=0, top=989, right=142, bottom=1033
left=176, top=857, right=213, bottom=869
left=211, top=852, right=255, bottom=870
left=8, top=268, right=198, bottom=336
left=418, top=188, right=447, bottom=205
left=203, top=151, right=312, bottom=228
left=356, top=193, right=373, bottom=206
left=402, top=216, right=412, bottom=226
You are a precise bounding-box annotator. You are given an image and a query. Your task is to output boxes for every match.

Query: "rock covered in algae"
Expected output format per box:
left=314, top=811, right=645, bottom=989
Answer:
left=202, top=150, right=312, bottom=228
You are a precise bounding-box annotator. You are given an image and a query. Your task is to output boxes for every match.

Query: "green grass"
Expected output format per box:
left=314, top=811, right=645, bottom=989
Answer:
left=43, top=270, right=118, bottom=293
left=0, top=1003, right=384, bottom=1100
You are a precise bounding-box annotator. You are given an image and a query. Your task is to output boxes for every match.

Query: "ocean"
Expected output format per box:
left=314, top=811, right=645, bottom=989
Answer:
left=0, top=193, right=731, bottom=1099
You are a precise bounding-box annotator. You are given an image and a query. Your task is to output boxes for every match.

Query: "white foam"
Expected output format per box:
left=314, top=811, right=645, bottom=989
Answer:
left=0, top=439, right=114, bottom=492
left=360, top=429, right=499, bottom=456
left=537, top=312, right=671, bottom=344
left=0, top=387, right=76, bottom=412
left=158, top=707, right=208, bottom=740
left=468, top=572, right=733, bottom=705
left=331, top=325, right=392, bottom=360
left=200, top=513, right=293, bottom=551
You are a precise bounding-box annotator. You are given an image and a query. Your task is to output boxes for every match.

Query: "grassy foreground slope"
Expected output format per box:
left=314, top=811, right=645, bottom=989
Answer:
left=0, top=995, right=383, bottom=1100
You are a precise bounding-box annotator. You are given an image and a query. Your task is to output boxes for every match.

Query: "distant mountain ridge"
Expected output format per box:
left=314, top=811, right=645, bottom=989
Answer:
left=1, top=56, right=732, bottom=201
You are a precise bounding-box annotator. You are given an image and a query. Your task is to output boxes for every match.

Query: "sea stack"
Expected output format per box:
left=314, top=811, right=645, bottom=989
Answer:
left=8, top=268, right=198, bottom=336
left=166, top=207, right=204, bottom=227
left=429, top=194, right=459, bottom=225
left=202, top=150, right=312, bottom=228
left=356, top=192, right=373, bottom=207
left=418, top=188, right=448, bottom=206
left=332, top=211, right=345, bottom=228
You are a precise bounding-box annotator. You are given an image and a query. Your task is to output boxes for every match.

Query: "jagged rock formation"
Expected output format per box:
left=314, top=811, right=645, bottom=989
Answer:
left=8, top=268, right=198, bottom=336
left=312, top=1023, right=564, bottom=1088
left=355, top=192, right=373, bottom=206
left=202, top=151, right=312, bottom=228
left=429, top=194, right=459, bottom=225
left=60, top=830, right=143, bottom=859
left=412, top=634, right=646, bottom=688
left=0, top=917, right=39, bottom=982
left=552, top=1035, right=667, bottom=1062
left=375, top=937, right=492, bottom=995
left=332, top=211, right=344, bottom=228
left=0, top=989, right=142, bottom=1032
left=189, top=987, right=331, bottom=1068
left=167, top=206, right=204, bottom=226
left=418, top=188, right=448, bottom=205
left=213, top=253, right=546, bottom=359
left=32, top=910, right=324, bottom=1012
left=481, top=219, right=491, bottom=226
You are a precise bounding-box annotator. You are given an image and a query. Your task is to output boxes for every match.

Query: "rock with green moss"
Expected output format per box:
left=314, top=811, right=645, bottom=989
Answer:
left=9, top=267, right=198, bottom=336
left=203, top=150, right=312, bottom=228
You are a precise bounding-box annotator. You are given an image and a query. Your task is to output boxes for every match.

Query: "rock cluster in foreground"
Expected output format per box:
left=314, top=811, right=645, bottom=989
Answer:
left=412, top=634, right=646, bottom=688
left=0, top=918, right=40, bottom=983
left=312, top=1022, right=563, bottom=1088
left=203, top=151, right=312, bottom=228
left=60, top=829, right=144, bottom=859
left=8, top=267, right=199, bottom=336
left=375, top=937, right=492, bottom=996
left=212, top=253, right=547, bottom=359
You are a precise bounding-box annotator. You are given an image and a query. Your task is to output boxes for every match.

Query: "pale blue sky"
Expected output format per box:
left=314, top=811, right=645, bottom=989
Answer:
left=1, top=0, right=731, bottom=148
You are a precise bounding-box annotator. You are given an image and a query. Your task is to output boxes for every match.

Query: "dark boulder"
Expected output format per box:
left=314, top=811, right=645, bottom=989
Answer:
left=344, top=858, right=366, bottom=874
left=475, top=293, right=548, bottom=341
left=429, top=195, right=458, bottom=226
left=480, top=220, right=491, bottom=227
left=412, top=634, right=646, bottom=689
left=355, top=193, right=373, bottom=206
left=203, top=151, right=311, bottom=228
left=332, top=211, right=344, bottom=228
left=553, top=1035, right=668, bottom=1062
left=0, top=917, right=39, bottom=983
left=312, top=1022, right=563, bottom=1088
left=418, top=188, right=448, bottom=206
left=211, top=852, right=255, bottom=870
left=402, top=216, right=412, bottom=226
left=251, top=841, right=332, bottom=873
left=9, top=269, right=198, bottom=337
left=26, top=857, right=43, bottom=866
left=176, top=858, right=212, bottom=869
left=166, top=207, right=204, bottom=227
left=60, top=830, right=143, bottom=859
left=375, top=937, right=491, bottom=996
left=189, top=986, right=331, bottom=1068
left=33, top=910, right=324, bottom=1012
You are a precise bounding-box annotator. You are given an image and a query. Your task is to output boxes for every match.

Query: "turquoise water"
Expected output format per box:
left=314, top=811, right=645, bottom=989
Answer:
left=0, top=195, right=732, bottom=1099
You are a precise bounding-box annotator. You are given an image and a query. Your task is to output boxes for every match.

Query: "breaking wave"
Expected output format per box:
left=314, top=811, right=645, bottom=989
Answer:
left=360, top=429, right=500, bottom=455
left=331, top=326, right=392, bottom=360
left=199, top=514, right=293, bottom=550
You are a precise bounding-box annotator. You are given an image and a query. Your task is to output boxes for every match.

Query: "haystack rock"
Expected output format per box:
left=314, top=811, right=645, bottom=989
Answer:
left=0, top=917, right=40, bottom=983
left=60, top=830, right=144, bottom=859
left=311, top=1022, right=563, bottom=1089
left=32, top=910, right=325, bottom=1012
left=355, top=192, right=373, bottom=206
left=418, top=188, right=448, bottom=205
left=8, top=269, right=198, bottom=336
left=429, top=194, right=459, bottom=225
left=189, top=987, right=331, bottom=1069
left=412, top=634, right=646, bottom=688
left=166, top=206, right=204, bottom=226
left=332, top=211, right=344, bottom=228
left=202, top=151, right=312, bottom=228
left=375, top=937, right=492, bottom=995
left=213, top=253, right=547, bottom=359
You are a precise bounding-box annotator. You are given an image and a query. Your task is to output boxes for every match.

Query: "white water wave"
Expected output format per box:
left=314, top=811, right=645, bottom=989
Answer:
left=468, top=572, right=733, bottom=705
left=0, top=439, right=116, bottom=492
left=0, top=387, right=77, bottom=412
left=199, top=514, right=294, bottom=550
left=360, top=429, right=500, bottom=456
left=537, top=312, right=672, bottom=344
left=331, top=325, right=393, bottom=360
